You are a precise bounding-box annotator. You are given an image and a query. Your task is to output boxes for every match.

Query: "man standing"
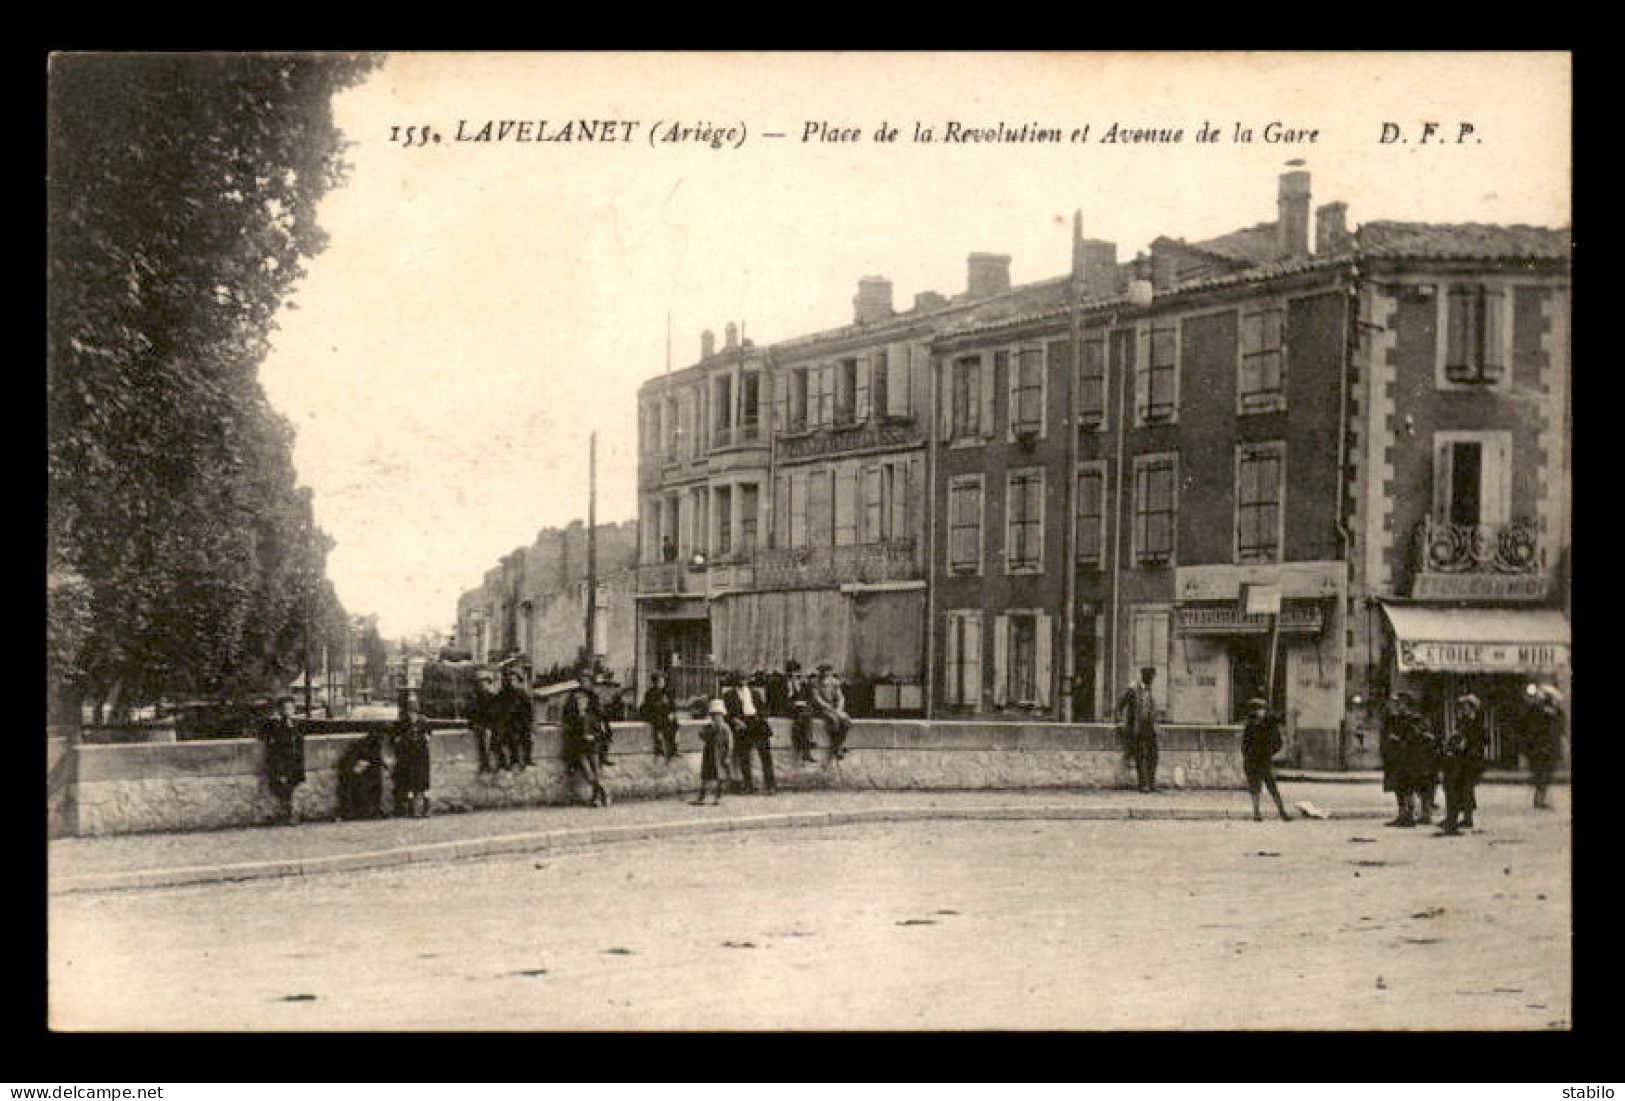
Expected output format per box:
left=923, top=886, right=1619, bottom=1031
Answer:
left=1522, top=686, right=1565, bottom=810
left=467, top=669, right=501, bottom=773
left=258, top=694, right=306, bottom=825
left=640, top=671, right=680, bottom=761
left=1241, top=697, right=1293, bottom=822
left=811, top=662, right=853, bottom=764
left=562, top=682, right=609, bottom=807
left=391, top=688, right=434, bottom=818
left=492, top=666, right=534, bottom=770
left=725, top=672, right=776, bottom=795
left=1382, top=693, right=1435, bottom=827
left=1117, top=667, right=1161, bottom=793
left=1437, top=693, right=1489, bottom=836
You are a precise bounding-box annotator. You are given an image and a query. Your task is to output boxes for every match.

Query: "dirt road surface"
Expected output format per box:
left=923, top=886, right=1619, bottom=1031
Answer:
left=50, top=800, right=1569, bottom=1030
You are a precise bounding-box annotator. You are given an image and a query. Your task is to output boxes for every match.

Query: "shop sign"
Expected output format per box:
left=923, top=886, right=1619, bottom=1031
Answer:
left=1176, top=603, right=1324, bottom=635
left=1397, top=639, right=1569, bottom=673
left=1412, top=573, right=1550, bottom=601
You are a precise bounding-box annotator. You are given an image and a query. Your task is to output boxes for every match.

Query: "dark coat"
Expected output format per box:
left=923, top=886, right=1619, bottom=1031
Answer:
left=336, top=730, right=392, bottom=819
left=1382, top=706, right=1438, bottom=791
left=562, top=690, right=607, bottom=762
left=258, top=715, right=306, bottom=786
left=1117, top=684, right=1158, bottom=742
left=723, top=685, right=772, bottom=739
left=1441, top=708, right=1489, bottom=774
left=1242, top=712, right=1284, bottom=766
left=1522, top=704, right=1564, bottom=770
left=467, top=689, right=500, bottom=732
left=639, top=685, right=677, bottom=727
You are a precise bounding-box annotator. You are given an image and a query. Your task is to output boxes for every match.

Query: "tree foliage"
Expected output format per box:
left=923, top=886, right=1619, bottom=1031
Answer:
left=48, top=52, right=380, bottom=713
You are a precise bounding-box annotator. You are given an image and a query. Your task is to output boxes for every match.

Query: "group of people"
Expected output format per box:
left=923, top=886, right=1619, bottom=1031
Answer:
left=1381, top=685, right=1566, bottom=834
left=638, top=660, right=853, bottom=806
left=258, top=688, right=437, bottom=825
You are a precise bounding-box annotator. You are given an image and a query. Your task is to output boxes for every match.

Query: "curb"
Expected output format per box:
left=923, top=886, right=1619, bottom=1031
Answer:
left=49, top=803, right=1390, bottom=895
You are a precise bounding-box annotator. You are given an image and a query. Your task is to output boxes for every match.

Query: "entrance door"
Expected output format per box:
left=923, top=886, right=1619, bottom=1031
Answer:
left=1230, top=637, right=1288, bottom=721
left=653, top=619, right=715, bottom=703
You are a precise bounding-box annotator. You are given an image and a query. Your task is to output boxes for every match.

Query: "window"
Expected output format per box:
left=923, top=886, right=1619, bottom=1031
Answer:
left=835, top=358, right=861, bottom=426
left=715, top=485, right=733, bottom=554
left=1442, top=284, right=1509, bottom=386
left=1075, top=462, right=1107, bottom=566
left=1128, top=607, right=1171, bottom=714
left=1009, top=344, right=1044, bottom=436
left=1239, top=306, right=1285, bottom=410
left=1236, top=443, right=1285, bottom=563
left=807, top=469, right=833, bottom=545
left=1077, top=335, right=1106, bottom=425
left=714, top=375, right=733, bottom=434
left=1133, top=454, right=1177, bottom=566
left=1137, top=324, right=1178, bottom=423
left=863, top=466, right=884, bottom=542
left=872, top=351, right=889, bottom=418
left=789, top=472, right=808, bottom=547
left=739, top=484, right=759, bottom=552
left=740, top=373, right=761, bottom=439
left=789, top=368, right=810, bottom=431
left=812, top=365, right=836, bottom=427
left=1432, top=431, right=1512, bottom=528
left=993, top=612, right=1052, bottom=709
left=1006, top=468, right=1045, bottom=574
left=948, top=475, right=983, bottom=574
left=834, top=467, right=858, bottom=546
left=942, top=610, right=983, bottom=708
left=951, top=356, right=982, bottom=438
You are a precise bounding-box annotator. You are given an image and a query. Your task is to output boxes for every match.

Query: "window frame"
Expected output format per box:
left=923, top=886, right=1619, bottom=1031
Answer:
left=1074, top=459, right=1109, bottom=567
left=1135, top=320, right=1181, bottom=426
left=1435, top=281, right=1514, bottom=391
left=947, top=473, right=985, bottom=576
left=1007, top=342, right=1047, bottom=440
left=1076, top=332, right=1107, bottom=428
left=1237, top=302, right=1287, bottom=414
left=1004, top=466, right=1046, bottom=576
left=1131, top=452, right=1179, bottom=567
left=1234, top=441, right=1286, bottom=564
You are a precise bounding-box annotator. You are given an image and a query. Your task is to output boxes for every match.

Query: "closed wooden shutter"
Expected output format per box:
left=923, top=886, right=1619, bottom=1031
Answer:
left=962, top=611, right=982, bottom=709
left=943, top=614, right=961, bottom=706
left=1446, top=286, right=1473, bottom=373
left=1482, top=287, right=1507, bottom=378
left=992, top=614, right=1010, bottom=708
left=888, top=343, right=910, bottom=417
left=855, top=355, right=871, bottom=422
left=834, top=466, right=858, bottom=546
left=980, top=354, right=997, bottom=438
left=1432, top=439, right=1454, bottom=524
left=1034, top=613, right=1052, bottom=710
left=1484, top=435, right=1512, bottom=526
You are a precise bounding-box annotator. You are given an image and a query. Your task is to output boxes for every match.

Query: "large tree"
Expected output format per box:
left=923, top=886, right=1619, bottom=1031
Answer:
left=48, top=52, right=379, bottom=719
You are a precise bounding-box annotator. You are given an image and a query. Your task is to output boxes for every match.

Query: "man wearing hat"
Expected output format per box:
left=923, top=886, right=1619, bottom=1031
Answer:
left=784, top=660, right=817, bottom=763
left=1381, top=692, right=1436, bottom=826
left=1522, top=686, right=1565, bottom=810
left=810, top=662, right=852, bottom=764
left=1116, top=667, right=1161, bottom=793
left=1241, top=696, right=1293, bottom=822
left=1437, top=693, right=1489, bottom=835
left=491, top=665, right=534, bottom=770
left=391, top=687, right=434, bottom=818
left=258, top=694, right=306, bottom=825
left=724, top=671, right=777, bottom=794
left=467, top=668, right=502, bottom=773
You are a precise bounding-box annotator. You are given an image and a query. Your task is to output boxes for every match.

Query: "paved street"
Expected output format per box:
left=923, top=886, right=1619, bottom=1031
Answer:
left=49, top=785, right=1568, bottom=1030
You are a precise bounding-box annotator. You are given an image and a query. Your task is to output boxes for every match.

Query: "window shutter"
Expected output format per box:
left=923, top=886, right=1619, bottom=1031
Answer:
left=834, top=466, right=858, bottom=546
left=1135, top=327, right=1150, bottom=421
left=890, top=343, right=912, bottom=417
left=1034, top=613, right=1052, bottom=710
left=1037, top=344, right=1049, bottom=438
left=1034, top=471, right=1046, bottom=573
left=963, top=611, right=982, bottom=709
left=1484, top=436, right=1512, bottom=526
left=943, top=615, right=961, bottom=706
left=1007, top=347, right=1020, bottom=436
left=939, top=359, right=954, bottom=440
left=980, top=354, right=997, bottom=438
left=992, top=614, right=1010, bottom=708
left=1446, top=286, right=1472, bottom=373
left=1432, top=439, right=1454, bottom=524
left=1482, top=287, right=1507, bottom=378
left=855, top=355, right=871, bottom=422
left=773, top=374, right=787, bottom=434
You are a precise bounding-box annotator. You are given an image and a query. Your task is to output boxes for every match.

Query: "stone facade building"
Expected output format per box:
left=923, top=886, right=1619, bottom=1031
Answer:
left=455, top=519, right=639, bottom=681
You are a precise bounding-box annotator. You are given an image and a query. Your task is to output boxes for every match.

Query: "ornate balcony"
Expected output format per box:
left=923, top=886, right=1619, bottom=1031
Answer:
left=777, top=416, right=921, bottom=462
left=1410, top=517, right=1550, bottom=601
left=751, top=539, right=920, bottom=589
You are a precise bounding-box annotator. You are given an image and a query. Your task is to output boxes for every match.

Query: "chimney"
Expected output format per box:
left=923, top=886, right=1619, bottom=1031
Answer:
left=700, top=329, right=716, bottom=360
left=1277, top=170, right=1312, bottom=257
left=724, top=322, right=738, bottom=349
left=914, top=290, right=948, bottom=312
left=965, top=253, right=1012, bottom=299
left=853, top=276, right=894, bottom=325
left=1316, top=201, right=1350, bottom=255
left=1079, top=238, right=1119, bottom=299
left=1149, top=243, right=1179, bottom=294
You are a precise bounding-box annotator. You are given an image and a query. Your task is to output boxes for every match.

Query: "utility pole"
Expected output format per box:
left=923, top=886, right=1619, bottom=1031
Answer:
left=1061, top=210, right=1084, bottom=723
left=585, top=430, right=598, bottom=672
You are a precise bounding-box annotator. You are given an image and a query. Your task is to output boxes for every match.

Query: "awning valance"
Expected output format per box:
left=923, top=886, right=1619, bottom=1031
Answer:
left=1381, top=602, right=1570, bottom=674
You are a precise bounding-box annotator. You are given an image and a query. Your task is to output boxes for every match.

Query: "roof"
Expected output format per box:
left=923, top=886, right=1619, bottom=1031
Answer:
left=1179, top=223, right=1281, bottom=266
left=1357, top=222, right=1571, bottom=261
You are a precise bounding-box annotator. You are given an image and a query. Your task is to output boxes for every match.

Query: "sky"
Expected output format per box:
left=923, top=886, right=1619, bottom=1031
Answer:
left=257, top=51, right=1571, bottom=638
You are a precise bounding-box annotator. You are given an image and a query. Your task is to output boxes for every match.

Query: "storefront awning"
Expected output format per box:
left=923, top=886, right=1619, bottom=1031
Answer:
left=1381, top=603, right=1570, bottom=674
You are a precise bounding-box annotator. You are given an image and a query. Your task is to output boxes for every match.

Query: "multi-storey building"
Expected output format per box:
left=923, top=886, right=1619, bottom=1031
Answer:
left=631, top=172, right=1570, bottom=765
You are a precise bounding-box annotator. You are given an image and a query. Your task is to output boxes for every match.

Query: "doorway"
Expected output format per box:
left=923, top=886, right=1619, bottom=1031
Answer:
left=1073, top=617, right=1098, bottom=721
left=1229, top=636, right=1288, bottom=721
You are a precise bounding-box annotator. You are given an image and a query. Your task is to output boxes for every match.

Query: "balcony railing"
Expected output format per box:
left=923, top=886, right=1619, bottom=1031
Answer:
left=638, top=540, right=921, bottom=595
left=1415, top=516, right=1544, bottom=575
left=711, top=419, right=764, bottom=450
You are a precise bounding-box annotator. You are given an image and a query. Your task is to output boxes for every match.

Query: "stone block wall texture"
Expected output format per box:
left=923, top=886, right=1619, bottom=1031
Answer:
left=58, top=720, right=1247, bottom=837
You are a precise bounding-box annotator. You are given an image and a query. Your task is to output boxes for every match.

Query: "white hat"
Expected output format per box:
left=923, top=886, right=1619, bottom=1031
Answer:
left=707, top=697, right=728, bottom=716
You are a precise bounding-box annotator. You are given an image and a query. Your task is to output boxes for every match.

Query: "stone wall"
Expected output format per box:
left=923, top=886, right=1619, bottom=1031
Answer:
left=55, top=720, right=1246, bottom=837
